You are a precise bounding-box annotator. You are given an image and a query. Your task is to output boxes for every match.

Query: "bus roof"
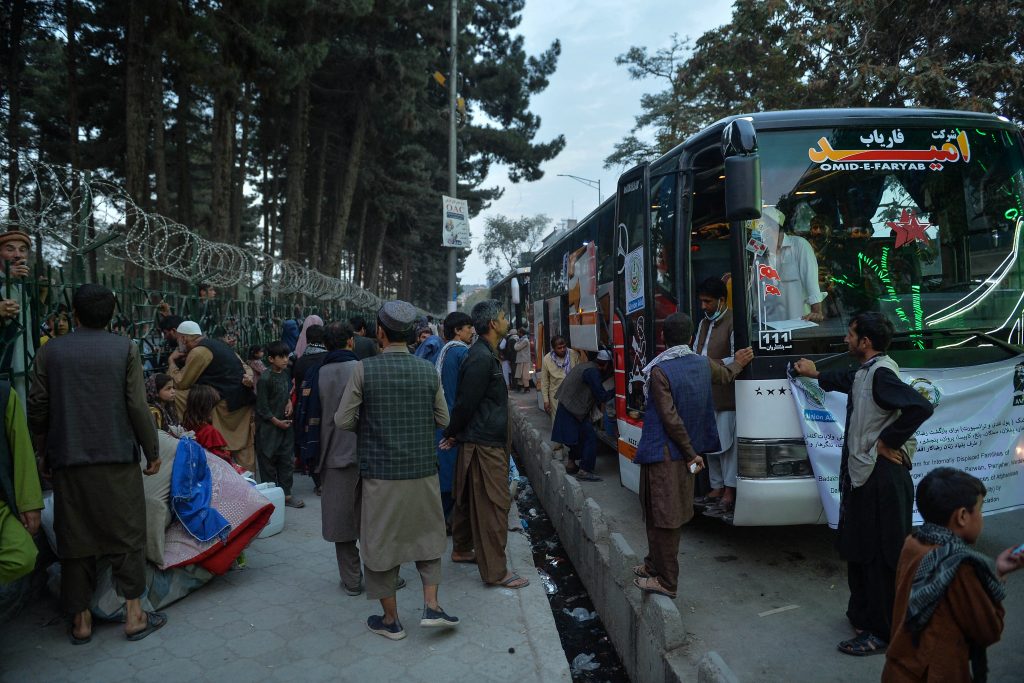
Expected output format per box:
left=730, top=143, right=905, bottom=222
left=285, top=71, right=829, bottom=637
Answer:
left=491, top=266, right=530, bottom=289
left=656, top=107, right=1018, bottom=170
left=532, top=196, right=615, bottom=264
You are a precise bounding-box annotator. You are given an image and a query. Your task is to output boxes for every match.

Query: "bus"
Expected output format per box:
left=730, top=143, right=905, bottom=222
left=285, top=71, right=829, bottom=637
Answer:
left=490, top=267, right=531, bottom=332
left=531, top=108, right=1024, bottom=526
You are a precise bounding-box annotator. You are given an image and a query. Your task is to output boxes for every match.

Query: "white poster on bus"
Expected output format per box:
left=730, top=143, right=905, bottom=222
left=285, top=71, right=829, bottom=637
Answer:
left=568, top=242, right=599, bottom=351
left=624, top=246, right=645, bottom=314
left=441, top=195, right=471, bottom=248
left=788, top=357, right=1024, bottom=529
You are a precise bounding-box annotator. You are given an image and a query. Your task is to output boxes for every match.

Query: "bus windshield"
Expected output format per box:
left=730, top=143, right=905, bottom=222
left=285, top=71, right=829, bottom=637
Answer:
left=747, top=125, right=1024, bottom=350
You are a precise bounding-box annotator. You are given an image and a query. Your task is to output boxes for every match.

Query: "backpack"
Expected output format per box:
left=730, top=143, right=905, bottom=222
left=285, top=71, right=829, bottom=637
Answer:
left=503, top=336, right=518, bottom=363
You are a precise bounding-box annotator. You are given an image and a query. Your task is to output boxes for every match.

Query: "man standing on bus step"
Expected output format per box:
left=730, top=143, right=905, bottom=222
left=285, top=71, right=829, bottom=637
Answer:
left=793, top=312, right=933, bottom=657
left=632, top=312, right=752, bottom=600
left=693, top=277, right=739, bottom=518
left=439, top=300, right=530, bottom=589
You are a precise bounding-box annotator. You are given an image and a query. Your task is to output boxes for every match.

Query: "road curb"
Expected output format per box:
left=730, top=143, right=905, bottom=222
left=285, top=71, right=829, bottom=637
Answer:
left=511, top=405, right=742, bottom=683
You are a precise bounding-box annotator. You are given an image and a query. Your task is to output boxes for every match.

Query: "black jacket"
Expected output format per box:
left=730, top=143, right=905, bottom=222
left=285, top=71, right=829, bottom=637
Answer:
left=444, top=338, right=508, bottom=447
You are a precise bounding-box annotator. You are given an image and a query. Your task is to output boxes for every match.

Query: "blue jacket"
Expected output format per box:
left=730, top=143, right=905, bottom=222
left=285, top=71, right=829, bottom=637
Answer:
left=171, top=437, right=231, bottom=543
left=635, top=355, right=719, bottom=464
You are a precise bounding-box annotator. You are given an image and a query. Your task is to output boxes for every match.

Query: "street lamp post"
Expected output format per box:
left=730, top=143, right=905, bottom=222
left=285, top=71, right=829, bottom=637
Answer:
left=557, top=173, right=601, bottom=204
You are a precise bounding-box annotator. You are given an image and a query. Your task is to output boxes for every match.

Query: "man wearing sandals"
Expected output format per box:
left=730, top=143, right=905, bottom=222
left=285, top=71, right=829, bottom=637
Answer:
left=794, top=312, right=933, bottom=656
left=28, top=284, right=165, bottom=643
left=632, top=313, right=752, bottom=599
left=336, top=300, right=459, bottom=639
left=439, top=299, right=530, bottom=590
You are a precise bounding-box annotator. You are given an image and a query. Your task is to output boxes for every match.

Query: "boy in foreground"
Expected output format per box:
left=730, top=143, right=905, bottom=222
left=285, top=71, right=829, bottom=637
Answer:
left=882, top=467, right=1022, bottom=682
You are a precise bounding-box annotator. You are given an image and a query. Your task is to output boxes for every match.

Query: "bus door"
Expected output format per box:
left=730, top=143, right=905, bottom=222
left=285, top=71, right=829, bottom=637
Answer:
left=615, top=164, right=652, bottom=419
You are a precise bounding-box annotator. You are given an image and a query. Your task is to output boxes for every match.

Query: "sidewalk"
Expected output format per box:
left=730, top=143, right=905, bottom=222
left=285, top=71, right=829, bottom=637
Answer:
left=0, top=475, right=570, bottom=683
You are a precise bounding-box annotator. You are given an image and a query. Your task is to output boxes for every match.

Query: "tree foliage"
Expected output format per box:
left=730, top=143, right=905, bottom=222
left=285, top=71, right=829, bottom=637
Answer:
left=479, top=213, right=549, bottom=283
left=0, top=0, right=565, bottom=311
left=607, top=0, right=1024, bottom=168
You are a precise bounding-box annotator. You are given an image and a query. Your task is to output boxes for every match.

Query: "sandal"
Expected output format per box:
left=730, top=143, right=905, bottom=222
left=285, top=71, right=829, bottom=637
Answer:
left=126, top=611, right=167, bottom=641
left=285, top=497, right=306, bottom=508
left=633, top=576, right=676, bottom=599
left=67, top=624, right=92, bottom=645
left=491, top=573, right=530, bottom=589
left=631, top=564, right=652, bottom=579
left=451, top=552, right=477, bottom=564
left=837, top=632, right=887, bottom=656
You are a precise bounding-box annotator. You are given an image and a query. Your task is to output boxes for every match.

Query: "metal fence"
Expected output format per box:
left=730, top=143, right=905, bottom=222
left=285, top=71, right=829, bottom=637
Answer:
left=0, top=262, right=374, bottom=393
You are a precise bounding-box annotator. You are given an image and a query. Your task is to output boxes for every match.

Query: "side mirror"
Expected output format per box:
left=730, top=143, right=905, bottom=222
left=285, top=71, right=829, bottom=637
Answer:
left=725, top=154, right=762, bottom=222
left=722, top=118, right=761, bottom=221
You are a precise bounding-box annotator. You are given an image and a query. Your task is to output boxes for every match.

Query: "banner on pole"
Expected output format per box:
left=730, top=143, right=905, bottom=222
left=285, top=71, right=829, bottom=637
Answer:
left=789, top=357, right=1024, bottom=528
left=442, top=195, right=471, bottom=248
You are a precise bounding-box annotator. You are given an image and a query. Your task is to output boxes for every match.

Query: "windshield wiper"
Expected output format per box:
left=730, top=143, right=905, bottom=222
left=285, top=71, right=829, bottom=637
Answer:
left=890, top=327, right=1023, bottom=355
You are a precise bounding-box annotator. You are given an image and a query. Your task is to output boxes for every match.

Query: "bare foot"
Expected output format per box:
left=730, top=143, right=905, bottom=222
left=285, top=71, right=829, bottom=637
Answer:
left=72, top=611, right=92, bottom=640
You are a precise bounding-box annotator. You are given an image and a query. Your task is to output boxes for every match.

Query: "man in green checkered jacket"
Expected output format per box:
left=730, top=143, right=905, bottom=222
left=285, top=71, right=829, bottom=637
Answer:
left=336, top=300, right=459, bottom=640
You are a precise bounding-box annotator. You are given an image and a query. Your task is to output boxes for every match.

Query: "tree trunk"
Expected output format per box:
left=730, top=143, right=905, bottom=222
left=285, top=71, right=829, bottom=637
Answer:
left=125, top=0, right=147, bottom=282
left=354, top=199, right=368, bottom=286
left=261, top=158, right=270, bottom=253
left=305, top=125, right=328, bottom=269
left=4, top=0, right=27, bottom=221
left=282, top=75, right=310, bottom=261
left=231, top=81, right=251, bottom=246
left=173, top=69, right=193, bottom=227
left=365, top=220, right=388, bottom=294
left=210, top=87, right=235, bottom=242
left=323, top=96, right=370, bottom=278
left=65, top=0, right=81, bottom=244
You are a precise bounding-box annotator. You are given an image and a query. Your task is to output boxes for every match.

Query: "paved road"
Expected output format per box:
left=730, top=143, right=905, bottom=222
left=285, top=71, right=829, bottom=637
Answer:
left=514, top=392, right=1024, bottom=683
left=0, top=475, right=571, bottom=683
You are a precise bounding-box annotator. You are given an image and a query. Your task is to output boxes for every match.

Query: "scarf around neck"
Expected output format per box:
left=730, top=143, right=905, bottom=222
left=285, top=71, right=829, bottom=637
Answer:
left=641, top=344, right=695, bottom=397
left=906, top=523, right=1006, bottom=631
left=435, top=340, right=469, bottom=376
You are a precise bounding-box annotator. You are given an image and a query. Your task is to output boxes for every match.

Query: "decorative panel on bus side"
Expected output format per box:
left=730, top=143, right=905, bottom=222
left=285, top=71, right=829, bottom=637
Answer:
left=616, top=164, right=652, bottom=416
left=568, top=242, right=600, bottom=351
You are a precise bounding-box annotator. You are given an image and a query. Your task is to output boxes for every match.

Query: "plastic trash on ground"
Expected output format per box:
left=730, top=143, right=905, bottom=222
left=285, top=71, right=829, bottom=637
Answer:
left=562, top=607, right=597, bottom=622
left=571, top=652, right=600, bottom=673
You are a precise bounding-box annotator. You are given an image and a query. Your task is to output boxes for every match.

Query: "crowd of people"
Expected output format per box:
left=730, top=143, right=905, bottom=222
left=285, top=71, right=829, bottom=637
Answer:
left=0, top=219, right=1022, bottom=678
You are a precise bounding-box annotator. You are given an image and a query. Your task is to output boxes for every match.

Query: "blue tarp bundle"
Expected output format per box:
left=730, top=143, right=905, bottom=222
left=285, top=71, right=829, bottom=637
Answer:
left=170, top=437, right=231, bottom=543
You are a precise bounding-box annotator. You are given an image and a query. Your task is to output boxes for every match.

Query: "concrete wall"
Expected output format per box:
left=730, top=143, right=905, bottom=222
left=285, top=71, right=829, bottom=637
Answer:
left=511, top=409, right=738, bottom=683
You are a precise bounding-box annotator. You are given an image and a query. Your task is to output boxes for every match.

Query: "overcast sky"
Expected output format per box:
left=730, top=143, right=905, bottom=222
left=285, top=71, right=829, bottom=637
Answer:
left=458, top=0, right=735, bottom=284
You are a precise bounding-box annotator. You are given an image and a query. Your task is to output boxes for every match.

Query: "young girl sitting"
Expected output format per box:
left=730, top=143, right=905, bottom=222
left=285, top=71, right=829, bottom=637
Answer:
left=181, top=385, right=232, bottom=463
left=146, top=373, right=182, bottom=435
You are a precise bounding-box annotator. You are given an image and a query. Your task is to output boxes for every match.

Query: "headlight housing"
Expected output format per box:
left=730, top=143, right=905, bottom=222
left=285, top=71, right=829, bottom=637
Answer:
left=738, top=439, right=813, bottom=478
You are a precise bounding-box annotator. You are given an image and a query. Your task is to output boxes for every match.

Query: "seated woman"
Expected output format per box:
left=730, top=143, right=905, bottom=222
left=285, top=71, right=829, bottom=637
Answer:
left=146, top=373, right=182, bottom=436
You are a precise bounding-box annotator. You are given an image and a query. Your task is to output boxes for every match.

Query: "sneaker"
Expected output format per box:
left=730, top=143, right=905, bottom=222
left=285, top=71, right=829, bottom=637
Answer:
left=420, top=605, right=460, bottom=628
left=574, top=471, right=602, bottom=482
left=367, top=615, right=406, bottom=640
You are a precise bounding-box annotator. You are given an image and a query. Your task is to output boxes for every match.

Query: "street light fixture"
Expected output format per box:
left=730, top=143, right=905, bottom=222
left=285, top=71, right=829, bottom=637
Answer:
left=557, top=174, right=601, bottom=204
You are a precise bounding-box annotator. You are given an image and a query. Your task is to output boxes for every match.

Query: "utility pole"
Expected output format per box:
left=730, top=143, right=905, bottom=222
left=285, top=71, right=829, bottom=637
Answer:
left=446, top=0, right=459, bottom=312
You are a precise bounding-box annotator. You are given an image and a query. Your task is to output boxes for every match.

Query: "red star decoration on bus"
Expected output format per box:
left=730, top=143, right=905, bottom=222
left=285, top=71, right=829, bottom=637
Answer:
left=886, top=209, right=931, bottom=248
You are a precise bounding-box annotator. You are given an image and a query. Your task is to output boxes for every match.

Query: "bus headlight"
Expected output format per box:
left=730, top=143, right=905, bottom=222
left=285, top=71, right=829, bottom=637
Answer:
left=738, top=439, right=812, bottom=478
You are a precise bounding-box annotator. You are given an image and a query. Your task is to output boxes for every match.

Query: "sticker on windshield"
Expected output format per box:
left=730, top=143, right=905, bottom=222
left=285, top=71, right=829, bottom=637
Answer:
left=808, top=130, right=971, bottom=172
left=886, top=209, right=932, bottom=248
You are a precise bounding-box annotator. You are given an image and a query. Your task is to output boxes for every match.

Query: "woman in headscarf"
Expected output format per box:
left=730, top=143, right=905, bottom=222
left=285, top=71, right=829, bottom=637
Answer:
left=281, top=319, right=300, bottom=353
left=293, top=314, right=324, bottom=358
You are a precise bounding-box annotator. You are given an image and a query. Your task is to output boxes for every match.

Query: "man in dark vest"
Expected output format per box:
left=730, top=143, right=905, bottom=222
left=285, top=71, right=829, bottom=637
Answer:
left=168, top=320, right=256, bottom=473
left=28, top=284, right=163, bottom=643
left=632, top=312, right=752, bottom=600
left=550, top=350, right=615, bottom=481
left=336, top=300, right=457, bottom=640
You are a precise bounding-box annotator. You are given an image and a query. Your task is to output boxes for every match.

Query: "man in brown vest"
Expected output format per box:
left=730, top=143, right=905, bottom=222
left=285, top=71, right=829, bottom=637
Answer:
left=693, top=277, right=738, bottom=516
